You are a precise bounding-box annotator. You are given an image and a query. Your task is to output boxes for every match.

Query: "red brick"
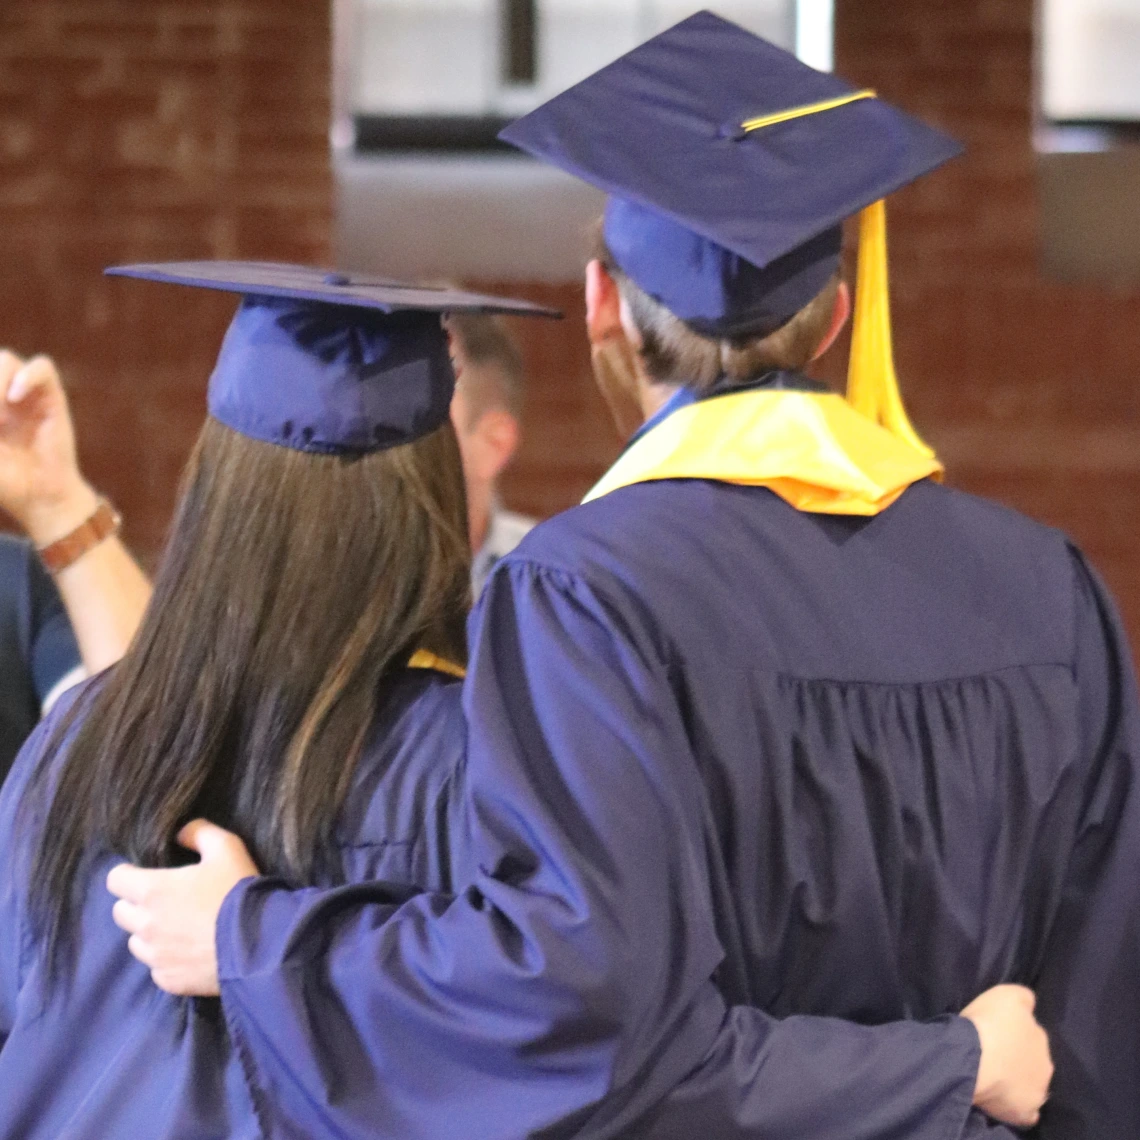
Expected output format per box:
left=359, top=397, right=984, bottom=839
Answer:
left=0, top=0, right=331, bottom=562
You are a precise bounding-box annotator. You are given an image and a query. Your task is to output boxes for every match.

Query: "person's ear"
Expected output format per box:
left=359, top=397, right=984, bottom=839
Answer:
left=474, top=408, right=521, bottom=482
left=585, top=260, right=649, bottom=439
left=585, top=259, right=626, bottom=346
left=811, top=280, right=852, bottom=362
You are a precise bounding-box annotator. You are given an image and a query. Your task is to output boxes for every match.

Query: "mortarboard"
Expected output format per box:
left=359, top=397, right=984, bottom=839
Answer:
left=106, top=262, right=560, bottom=454
left=500, top=9, right=963, bottom=457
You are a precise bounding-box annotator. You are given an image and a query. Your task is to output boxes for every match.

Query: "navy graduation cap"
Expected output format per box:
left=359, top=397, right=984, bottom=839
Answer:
left=500, top=9, right=963, bottom=456
left=106, top=262, right=560, bottom=454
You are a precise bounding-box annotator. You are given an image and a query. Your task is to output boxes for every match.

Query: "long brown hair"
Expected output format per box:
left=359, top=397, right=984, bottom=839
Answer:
left=27, top=415, right=470, bottom=973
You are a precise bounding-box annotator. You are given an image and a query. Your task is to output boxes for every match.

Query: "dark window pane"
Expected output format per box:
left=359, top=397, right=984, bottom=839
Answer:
left=502, top=0, right=538, bottom=85
left=353, top=115, right=519, bottom=153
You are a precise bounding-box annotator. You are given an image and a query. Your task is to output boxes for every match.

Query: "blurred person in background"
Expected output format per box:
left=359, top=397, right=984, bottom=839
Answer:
left=0, top=350, right=150, bottom=782
left=447, top=313, right=536, bottom=596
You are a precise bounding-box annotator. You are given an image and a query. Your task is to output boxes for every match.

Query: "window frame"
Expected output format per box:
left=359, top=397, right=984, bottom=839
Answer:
left=335, top=0, right=833, bottom=156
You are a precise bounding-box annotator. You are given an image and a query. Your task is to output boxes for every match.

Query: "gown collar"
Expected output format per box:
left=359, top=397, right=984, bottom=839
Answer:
left=585, top=372, right=942, bottom=516
left=407, top=649, right=466, bottom=679
left=626, top=371, right=826, bottom=449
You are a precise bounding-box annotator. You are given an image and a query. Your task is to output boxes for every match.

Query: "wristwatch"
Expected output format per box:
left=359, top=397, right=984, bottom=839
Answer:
left=37, top=498, right=122, bottom=574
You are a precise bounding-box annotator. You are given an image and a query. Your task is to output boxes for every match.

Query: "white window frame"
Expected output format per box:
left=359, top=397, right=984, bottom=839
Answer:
left=334, top=0, right=834, bottom=153
left=331, top=1, right=835, bottom=282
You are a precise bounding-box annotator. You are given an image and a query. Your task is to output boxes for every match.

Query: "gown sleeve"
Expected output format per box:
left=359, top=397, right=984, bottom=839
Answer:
left=216, top=559, right=983, bottom=1139
left=1031, top=547, right=1140, bottom=1137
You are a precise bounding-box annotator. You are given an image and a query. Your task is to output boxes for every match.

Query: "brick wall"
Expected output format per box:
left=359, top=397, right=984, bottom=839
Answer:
left=0, top=0, right=332, bottom=561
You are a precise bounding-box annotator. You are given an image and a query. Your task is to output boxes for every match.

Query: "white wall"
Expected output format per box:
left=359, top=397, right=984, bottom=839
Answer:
left=351, top=0, right=799, bottom=117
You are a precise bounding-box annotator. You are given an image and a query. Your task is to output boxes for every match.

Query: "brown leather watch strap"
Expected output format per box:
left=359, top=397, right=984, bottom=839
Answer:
left=37, top=498, right=122, bottom=574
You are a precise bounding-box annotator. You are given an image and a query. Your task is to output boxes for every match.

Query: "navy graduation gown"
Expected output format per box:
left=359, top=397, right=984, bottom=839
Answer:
left=0, top=667, right=466, bottom=1139
left=208, top=461, right=1140, bottom=1135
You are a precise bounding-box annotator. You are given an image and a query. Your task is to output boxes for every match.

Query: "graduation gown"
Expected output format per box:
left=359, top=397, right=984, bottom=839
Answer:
left=199, top=384, right=1140, bottom=1137
left=0, top=666, right=467, bottom=1140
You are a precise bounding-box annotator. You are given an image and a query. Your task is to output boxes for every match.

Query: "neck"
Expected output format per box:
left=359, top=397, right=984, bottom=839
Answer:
left=640, top=381, right=681, bottom=424
left=468, top=482, right=493, bottom=554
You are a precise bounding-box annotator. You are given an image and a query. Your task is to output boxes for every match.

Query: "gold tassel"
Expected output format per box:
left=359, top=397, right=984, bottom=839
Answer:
left=846, top=199, right=936, bottom=459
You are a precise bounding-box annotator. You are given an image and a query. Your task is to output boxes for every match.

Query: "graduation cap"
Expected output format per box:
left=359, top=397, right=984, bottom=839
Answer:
left=499, top=9, right=963, bottom=457
left=105, top=262, right=560, bottom=454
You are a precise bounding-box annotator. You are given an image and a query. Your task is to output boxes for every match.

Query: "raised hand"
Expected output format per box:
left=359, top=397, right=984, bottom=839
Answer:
left=0, top=350, right=98, bottom=545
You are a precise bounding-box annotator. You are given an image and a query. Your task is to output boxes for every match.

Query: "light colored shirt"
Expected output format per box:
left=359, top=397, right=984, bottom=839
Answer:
left=472, top=505, right=536, bottom=598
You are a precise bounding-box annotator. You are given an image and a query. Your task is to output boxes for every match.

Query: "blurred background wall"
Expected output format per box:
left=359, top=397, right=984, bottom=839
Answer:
left=2, top=1, right=1139, bottom=639
left=0, top=0, right=332, bottom=558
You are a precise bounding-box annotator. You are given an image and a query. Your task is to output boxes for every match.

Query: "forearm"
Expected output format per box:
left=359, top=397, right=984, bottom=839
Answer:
left=217, top=876, right=996, bottom=1140
left=52, top=535, right=151, bottom=672
left=216, top=875, right=723, bottom=1140
left=624, top=1004, right=993, bottom=1140
left=22, top=481, right=150, bottom=673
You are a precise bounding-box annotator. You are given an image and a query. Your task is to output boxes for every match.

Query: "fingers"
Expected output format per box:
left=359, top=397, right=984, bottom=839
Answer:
left=126, top=933, right=158, bottom=969
left=0, top=350, right=23, bottom=398
left=966, top=982, right=1037, bottom=1015
left=177, top=818, right=235, bottom=858
left=1010, top=984, right=1037, bottom=1012
left=0, top=350, right=60, bottom=405
left=1041, top=1027, right=1056, bottom=1085
left=1015, top=1021, right=1053, bottom=1128
left=177, top=819, right=260, bottom=881
left=118, top=884, right=206, bottom=995
left=8, top=355, right=60, bottom=405
left=1003, top=1108, right=1040, bottom=1130
left=111, top=897, right=145, bottom=934
left=151, top=969, right=197, bottom=997
left=106, top=862, right=159, bottom=904
left=127, top=937, right=193, bottom=996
